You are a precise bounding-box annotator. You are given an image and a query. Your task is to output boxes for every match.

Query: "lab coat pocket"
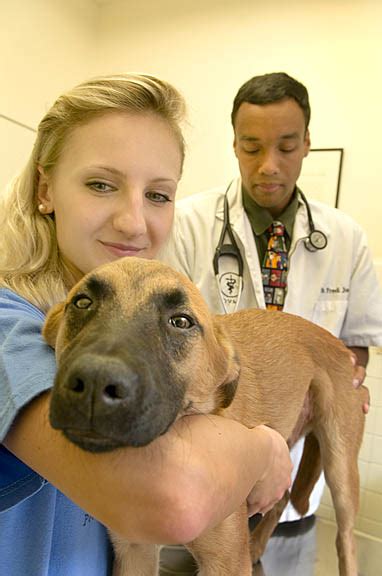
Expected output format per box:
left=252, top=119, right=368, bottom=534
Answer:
left=311, top=299, right=348, bottom=336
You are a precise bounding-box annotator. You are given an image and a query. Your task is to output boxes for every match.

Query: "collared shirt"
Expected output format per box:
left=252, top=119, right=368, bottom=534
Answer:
left=242, top=187, right=299, bottom=265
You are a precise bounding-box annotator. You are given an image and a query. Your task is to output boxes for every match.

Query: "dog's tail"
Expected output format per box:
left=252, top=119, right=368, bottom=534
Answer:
left=290, top=433, right=321, bottom=516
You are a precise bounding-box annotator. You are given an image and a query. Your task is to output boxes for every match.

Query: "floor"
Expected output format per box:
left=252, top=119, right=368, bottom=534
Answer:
left=314, top=519, right=381, bottom=576
left=254, top=518, right=382, bottom=576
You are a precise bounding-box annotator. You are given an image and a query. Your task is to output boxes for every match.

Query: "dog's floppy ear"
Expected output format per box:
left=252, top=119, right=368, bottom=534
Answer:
left=42, top=301, right=66, bottom=349
left=217, top=369, right=240, bottom=409
left=212, top=317, right=241, bottom=410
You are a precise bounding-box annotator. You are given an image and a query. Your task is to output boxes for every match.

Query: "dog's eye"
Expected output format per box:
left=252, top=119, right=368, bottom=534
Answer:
left=169, top=315, right=194, bottom=329
left=72, top=295, right=93, bottom=309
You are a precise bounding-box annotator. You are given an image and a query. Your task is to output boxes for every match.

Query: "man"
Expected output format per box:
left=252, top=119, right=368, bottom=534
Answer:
left=160, top=72, right=382, bottom=575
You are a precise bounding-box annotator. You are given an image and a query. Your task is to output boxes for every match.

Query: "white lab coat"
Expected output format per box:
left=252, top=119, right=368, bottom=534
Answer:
left=160, top=177, right=382, bottom=520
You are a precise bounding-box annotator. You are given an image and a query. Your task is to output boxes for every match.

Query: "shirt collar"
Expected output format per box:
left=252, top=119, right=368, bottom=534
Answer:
left=242, top=186, right=299, bottom=238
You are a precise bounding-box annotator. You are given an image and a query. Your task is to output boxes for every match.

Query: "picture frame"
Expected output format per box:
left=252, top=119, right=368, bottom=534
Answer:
left=297, top=148, right=344, bottom=208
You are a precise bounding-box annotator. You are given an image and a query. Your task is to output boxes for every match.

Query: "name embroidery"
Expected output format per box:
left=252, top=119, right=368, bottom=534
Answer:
left=321, top=286, right=349, bottom=294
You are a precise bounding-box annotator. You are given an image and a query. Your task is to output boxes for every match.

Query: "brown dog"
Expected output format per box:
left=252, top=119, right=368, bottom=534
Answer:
left=43, top=256, right=367, bottom=576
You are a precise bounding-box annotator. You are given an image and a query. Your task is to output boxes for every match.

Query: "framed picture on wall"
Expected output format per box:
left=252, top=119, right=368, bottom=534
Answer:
left=297, top=148, right=344, bottom=208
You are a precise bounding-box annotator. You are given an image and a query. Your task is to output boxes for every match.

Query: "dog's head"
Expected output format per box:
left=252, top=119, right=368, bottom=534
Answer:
left=44, top=257, right=240, bottom=452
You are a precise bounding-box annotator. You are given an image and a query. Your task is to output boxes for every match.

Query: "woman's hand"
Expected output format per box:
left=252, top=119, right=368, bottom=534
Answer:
left=246, top=425, right=292, bottom=517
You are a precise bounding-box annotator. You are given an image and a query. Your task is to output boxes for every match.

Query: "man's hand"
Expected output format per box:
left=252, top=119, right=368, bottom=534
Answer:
left=246, top=425, right=292, bottom=517
left=348, top=346, right=370, bottom=414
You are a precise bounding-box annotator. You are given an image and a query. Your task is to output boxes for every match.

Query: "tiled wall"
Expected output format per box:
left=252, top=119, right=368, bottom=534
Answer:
left=318, top=346, right=382, bottom=541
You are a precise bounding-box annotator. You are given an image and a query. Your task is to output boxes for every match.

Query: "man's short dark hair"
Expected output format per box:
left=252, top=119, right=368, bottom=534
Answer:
left=231, top=72, right=310, bottom=129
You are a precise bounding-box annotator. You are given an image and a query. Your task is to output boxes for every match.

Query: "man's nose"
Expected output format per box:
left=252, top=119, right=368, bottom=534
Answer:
left=258, top=151, right=280, bottom=176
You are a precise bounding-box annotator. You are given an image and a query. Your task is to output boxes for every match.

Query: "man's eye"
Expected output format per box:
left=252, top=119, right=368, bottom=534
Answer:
left=280, top=147, right=296, bottom=154
left=72, top=295, right=93, bottom=309
left=243, top=148, right=260, bottom=155
left=169, top=315, right=194, bottom=329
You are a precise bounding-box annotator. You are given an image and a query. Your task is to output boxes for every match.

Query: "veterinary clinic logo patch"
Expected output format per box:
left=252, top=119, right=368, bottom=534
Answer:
left=219, top=272, right=240, bottom=298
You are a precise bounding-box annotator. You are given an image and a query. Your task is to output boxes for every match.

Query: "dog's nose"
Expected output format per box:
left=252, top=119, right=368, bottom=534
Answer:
left=63, top=358, right=139, bottom=407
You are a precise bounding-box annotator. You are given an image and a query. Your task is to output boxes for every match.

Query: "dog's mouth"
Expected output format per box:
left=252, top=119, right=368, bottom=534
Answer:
left=63, top=429, right=124, bottom=453
left=60, top=407, right=177, bottom=452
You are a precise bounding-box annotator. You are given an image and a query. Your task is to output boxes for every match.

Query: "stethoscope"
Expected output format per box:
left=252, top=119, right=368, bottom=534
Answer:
left=213, top=183, right=328, bottom=313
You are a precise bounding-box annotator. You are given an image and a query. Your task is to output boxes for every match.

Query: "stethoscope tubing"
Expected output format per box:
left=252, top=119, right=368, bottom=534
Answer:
left=214, top=182, right=328, bottom=312
left=213, top=190, right=244, bottom=276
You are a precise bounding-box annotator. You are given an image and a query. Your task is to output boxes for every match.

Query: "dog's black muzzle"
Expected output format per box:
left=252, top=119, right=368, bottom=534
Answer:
left=50, top=343, right=184, bottom=452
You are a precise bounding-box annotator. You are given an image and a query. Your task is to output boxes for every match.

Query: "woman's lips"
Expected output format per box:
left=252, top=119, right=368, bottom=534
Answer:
left=100, top=241, right=145, bottom=257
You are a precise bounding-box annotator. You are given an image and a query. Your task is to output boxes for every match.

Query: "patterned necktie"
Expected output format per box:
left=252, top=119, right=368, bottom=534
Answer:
left=261, top=221, right=288, bottom=311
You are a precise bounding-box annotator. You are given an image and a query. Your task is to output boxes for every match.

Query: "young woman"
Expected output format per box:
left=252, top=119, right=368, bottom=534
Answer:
left=0, top=74, right=292, bottom=575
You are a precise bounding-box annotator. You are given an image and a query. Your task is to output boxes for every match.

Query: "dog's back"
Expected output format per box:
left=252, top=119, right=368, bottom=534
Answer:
left=217, top=308, right=356, bottom=437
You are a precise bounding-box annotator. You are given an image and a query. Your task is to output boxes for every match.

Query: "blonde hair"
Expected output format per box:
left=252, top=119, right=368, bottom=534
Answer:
left=0, top=74, right=186, bottom=311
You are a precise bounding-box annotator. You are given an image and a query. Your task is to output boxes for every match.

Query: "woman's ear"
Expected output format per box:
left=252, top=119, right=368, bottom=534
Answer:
left=36, top=166, right=54, bottom=214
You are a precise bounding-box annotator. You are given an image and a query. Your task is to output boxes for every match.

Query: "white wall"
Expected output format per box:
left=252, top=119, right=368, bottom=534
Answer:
left=0, top=0, right=97, bottom=125
left=95, top=0, right=382, bottom=261
left=0, top=0, right=97, bottom=188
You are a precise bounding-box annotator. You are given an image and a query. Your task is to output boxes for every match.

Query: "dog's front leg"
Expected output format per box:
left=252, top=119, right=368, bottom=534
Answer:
left=186, top=504, right=252, bottom=576
left=110, top=532, right=160, bottom=576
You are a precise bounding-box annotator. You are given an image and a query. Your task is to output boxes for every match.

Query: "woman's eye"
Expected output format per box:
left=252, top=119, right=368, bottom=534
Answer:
left=87, top=181, right=115, bottom=193
left=72, top=295, right=93, bottom=309
left=169, top=315, right=194, bottom=329
left=146, top=191, right=172, bottom=203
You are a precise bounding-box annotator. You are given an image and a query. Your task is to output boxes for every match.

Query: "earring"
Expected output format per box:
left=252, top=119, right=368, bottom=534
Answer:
left=38, top=203, right=48, bottom=214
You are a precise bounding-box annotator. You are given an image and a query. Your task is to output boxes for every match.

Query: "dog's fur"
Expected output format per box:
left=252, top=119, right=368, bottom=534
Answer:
left=43, top=257, right=367, bottom=576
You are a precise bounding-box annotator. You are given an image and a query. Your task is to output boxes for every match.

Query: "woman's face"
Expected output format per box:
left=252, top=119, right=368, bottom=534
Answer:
left=38, top=111, right=182, bottom=276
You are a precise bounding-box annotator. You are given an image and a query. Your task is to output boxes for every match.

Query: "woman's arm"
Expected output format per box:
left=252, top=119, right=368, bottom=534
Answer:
left=4, top=391, right=291, bottom=544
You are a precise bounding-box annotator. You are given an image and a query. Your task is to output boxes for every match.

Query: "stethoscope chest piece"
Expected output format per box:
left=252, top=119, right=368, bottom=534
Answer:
left=299, top=190, right=328, bottom=252
left=304, top=229, right=327, bottom=252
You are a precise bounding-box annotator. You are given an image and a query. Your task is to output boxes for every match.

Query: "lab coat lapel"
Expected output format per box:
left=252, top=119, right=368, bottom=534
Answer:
left=228, top=179, right=266, bottom=308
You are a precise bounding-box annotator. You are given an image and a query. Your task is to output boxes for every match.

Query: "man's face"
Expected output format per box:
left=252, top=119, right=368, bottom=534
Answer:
left=233, top=98, right=310, bottom=217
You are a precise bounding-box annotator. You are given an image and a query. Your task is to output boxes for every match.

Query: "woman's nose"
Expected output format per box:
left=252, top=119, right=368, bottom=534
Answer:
left=112, top=194, right=147, bottom=237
